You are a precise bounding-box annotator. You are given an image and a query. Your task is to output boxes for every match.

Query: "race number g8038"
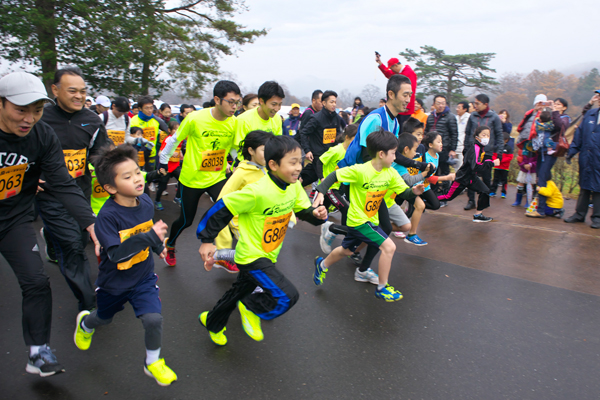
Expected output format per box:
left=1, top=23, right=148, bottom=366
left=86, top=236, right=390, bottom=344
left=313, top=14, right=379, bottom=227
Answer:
left=199, top=149, right=226, bottom=172
left=63, top=149, right=87, bottom=178
left=0, top=163, right=27, bottom=200
left=261, top=212, right=292, bottom=252
left=364, top=190, right=387, bottom=218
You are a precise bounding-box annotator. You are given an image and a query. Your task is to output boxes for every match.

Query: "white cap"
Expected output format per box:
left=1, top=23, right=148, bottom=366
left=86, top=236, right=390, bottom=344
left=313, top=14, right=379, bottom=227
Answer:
left=0, top=72, right=54, bottom=106
left=95, top=95, right=111, bottom=107
left=533, top=94, right=547, bottom=106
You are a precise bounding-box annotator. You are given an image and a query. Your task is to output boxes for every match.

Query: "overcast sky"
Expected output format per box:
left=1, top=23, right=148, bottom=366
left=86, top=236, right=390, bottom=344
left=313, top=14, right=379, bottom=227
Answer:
left=216, top=0, right=598, bottom=99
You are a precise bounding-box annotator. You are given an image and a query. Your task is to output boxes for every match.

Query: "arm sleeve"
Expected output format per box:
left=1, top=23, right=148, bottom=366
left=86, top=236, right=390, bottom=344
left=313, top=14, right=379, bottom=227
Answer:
left=360, top=146, right=372, bottom=163
left=463, top=118, right=474, bottom=148
left=88, top=124, right=111, bottom=160
left=196, top=200, right=235, bottom=243
left=156, top=118, right=169, bottom=133
left=316, top=171, right=338, bottom=194
left=394, top=152, right=428, bottom=171
left=448, top=114, right=459, bottom=151
left=378, top=64, right=394, bottom=79
left=295, top=207, right=325, bottom=226
left=300, top=117, right=318, bottom=154
left=40, top=130, right=96, bottom=229
left=567, top=124, right=582, bottom=158
left=401, top=172, right=425, bottom=186
left=105, top=230, right=163, bottom=263
left=159, top=123, right=188, bottom=165
left=424, top=114, right=434, bottom=133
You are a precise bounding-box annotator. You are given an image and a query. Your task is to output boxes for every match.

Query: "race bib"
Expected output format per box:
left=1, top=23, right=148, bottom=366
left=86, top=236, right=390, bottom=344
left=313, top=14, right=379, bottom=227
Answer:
left=199, top=149, right=226, bottom=172
left=364, top=190, right=387, bottom=218
left=323, top=128, right=336, bottom=144
left=0, top=163, right=27, bottom=200
left=92, top=179, right=108, bottom=198
left=107, top=130, right=125, bottom=146
left=169, top=150, right=181, bottom=164
left=262, top=212, right=292, bottom=253
left=143, top=127, right=155, bottom=141
left=63, top=149, right=87, bottom=178
left=138, top=151, right=145, bottom=167
left=117, top=220, right=153, bottom=270
left=159, top=131, right=168, bottom=145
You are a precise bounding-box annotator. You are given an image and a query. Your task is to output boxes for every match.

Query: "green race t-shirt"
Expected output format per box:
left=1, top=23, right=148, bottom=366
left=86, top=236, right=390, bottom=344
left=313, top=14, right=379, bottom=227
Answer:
left=234, top=107, right=282, bottom=153
left=174, top=108, right=237, bottom=189
left=223, top=174, right=310, bottom=264
left=335, top=162, right=409, bottom=227
left=319, top=143, right=346, bottom=191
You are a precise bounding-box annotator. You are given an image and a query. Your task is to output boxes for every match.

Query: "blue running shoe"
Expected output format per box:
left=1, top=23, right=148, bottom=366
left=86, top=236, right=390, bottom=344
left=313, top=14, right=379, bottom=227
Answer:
left=501, top=193, right=506, bottom=199
left=404, top=234, right=428, bottom=246
left=313, top=257, right=327, bottom=286
left=173, top=197, right=181, bottom=206
left=489, top=192, right=496, bottom=198
left=154, top=201, right=164, bottom=211
left=375, top=284, right=403, bottom=302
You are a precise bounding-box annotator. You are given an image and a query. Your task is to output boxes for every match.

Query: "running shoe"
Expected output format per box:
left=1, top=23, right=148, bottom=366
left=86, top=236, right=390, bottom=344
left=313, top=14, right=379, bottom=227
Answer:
left=173, top=197, right=182, bottom=206
left=375, top=284, right=403, bottom=302
left=165, top=245, right=176, bottom=266
left=489, top=192, right=496, bottom=198
left=319, top=221, right=335, bottom=254
left=313, top=257, right=327, bottom=286
left=439, top=201, right=448, bottom=208
left=525, top=210, right=544, bottom=218
left=214, top=260, right=239, bottom=273
left=473, top=214, right=493, bottom=222
left=162, top=190, right=169, bottom=196
left=199, top=311, right=227, bottom=345
left=40, top=228, right=58, bottom=263
left=392, top=231, right=406, bottom=238
left=349, top=252, right=362, bottom=265
left=404, top=234, right=428, bottom=246
left=144, top=358, right=177, bottom=386
left=148, top=183, right=157, bottom=192
left=501, top=193, right=506, bottom=199
left=154, top=201, right=164, bottom=211
left=238, top=301, right=264, bottom=341
left=74, top=310, right=94, bottom=350
left=354, top=268, right=379, bottom=284
left=26, top=346, right=65, bottom=377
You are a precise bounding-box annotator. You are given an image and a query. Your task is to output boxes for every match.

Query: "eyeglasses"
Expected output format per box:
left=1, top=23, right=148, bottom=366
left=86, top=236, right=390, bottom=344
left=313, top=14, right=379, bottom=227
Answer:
left=222, top=98, right=242, bottom=108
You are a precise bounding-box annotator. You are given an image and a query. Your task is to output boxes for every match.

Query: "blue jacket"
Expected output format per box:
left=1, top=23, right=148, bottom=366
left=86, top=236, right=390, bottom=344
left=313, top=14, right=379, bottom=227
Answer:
left=567, top=107, right=600, bottom=192
left=283, top=114, right=301, bottom=136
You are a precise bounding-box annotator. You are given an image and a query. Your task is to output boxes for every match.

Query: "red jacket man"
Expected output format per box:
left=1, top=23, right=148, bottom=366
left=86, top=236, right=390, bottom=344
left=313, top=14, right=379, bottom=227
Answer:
left=376, top=56, right=417, bottom=115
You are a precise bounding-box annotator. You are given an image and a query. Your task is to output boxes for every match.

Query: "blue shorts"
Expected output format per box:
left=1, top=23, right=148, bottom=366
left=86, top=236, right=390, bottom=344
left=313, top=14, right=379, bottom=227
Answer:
left=96, top=273, right=161, bottom=320
left=341, top=222, right=388, bottom=252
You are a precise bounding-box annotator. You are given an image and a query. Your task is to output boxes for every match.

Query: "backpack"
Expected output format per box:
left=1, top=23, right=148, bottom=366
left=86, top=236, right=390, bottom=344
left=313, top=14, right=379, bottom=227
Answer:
left=102, top=110, right=130, bottom=127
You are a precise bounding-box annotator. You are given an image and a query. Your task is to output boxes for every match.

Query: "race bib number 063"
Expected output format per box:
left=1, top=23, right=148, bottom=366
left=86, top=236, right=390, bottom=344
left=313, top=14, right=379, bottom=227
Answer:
left=0, top=163, right=27, bottom=200
left=262, top=212, right=292, bottom=252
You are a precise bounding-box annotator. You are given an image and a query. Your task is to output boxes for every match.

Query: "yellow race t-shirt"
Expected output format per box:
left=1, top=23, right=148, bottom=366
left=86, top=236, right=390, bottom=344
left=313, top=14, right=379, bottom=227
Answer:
left=335, top=162, right=409, bottom=227
left=233, top=107, right=282, bottom=152
left=222, top=174, right=311, bottom=265
left=172, top=108, right=237, bottom=189
left=319, top=143, right=346, bottom=191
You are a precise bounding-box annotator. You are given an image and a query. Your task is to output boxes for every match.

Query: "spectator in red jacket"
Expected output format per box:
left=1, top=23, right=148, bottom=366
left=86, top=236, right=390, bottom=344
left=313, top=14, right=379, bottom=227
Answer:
left=375, top=54, right=417, bottom=117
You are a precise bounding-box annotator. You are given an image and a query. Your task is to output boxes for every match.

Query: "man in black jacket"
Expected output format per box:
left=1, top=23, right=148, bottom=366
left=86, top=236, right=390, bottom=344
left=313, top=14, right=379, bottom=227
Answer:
left=37, top=66, right=109, bottom=311
left=425, top=95, right=458, bottom=195
left=300, top=90, right=341, bottom=185
left=463, top=94, right=503, bottom=210
left=297, top=90, right=323, bottom=143
left=0, top=72, right=98, bottom=376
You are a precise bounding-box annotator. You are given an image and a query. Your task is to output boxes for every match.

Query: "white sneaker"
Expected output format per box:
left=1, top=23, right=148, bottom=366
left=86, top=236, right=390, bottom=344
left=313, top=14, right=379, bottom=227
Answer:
left=319, top=221, right=335, bottom=254
left=162, top=190, right=169, bottom=196
left=354, top=268, right=379, bottom=285
left=392, top=231, right=406, bottom=238
left=148, top=183, right=156, bottom=192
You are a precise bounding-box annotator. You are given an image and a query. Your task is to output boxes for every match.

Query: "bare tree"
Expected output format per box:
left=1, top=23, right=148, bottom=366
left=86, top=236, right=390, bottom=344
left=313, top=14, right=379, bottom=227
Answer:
left=359, top=84, right=383, bottom=108
left=337, top=89, right=355, bottom=109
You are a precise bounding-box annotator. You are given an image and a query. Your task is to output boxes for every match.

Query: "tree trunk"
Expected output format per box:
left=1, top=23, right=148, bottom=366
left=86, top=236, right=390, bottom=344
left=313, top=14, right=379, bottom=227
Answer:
left=35, top=0, right=57, bottom=94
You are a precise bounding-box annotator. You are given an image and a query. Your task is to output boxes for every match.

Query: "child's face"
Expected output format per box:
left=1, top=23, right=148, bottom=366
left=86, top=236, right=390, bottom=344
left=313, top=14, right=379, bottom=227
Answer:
left=170, top=124, right=179, bottom=135
left=476, top=129, right=491, bottom=142
left=379, top=148, right=397, bottom=168
left=269, top=147, right=302, bottom=184
left=412, top=128, right=424, bottom=143
left=105, top=159, right=144, bottom=198
left=133, top=131, right=143, bottom=138
left=248, top=145, right=266, bottom=166
left=430, top=135, right=443, bottom=153
left=403, top=142, right=419, bottom=159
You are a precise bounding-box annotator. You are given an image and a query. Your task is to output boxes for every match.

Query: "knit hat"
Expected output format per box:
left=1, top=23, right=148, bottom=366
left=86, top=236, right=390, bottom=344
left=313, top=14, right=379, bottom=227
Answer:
left=387, top=58, right=401, bottom=68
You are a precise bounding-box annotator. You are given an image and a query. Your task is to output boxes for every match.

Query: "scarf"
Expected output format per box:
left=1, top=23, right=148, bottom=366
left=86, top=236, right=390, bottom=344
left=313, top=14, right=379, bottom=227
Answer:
left=137, top=111, right=155, bottom=123
left=478, top=106, right=490, bottom=118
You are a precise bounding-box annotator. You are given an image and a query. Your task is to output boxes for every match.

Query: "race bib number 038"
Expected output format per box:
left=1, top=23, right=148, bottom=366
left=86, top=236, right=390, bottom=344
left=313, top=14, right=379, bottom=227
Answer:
left=199, top=149, right=226, bottom=172
left=0, top=163, right=27, bottom=200
left=63, top=149, right=87, bottom=178
left=323, top=128, right=336, bottom=144
left=364, top=190, right=387, bottom=218
left=262, top=212, right=292, bottom=252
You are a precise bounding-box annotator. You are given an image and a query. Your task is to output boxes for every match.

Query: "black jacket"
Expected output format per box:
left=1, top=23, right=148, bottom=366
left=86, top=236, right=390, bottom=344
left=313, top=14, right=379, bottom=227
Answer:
left=39, top=104, right=110, bottom=199
left=463, top=109, right=504, bottom=161
left=456, top=141, right=494, bottom=185
left=425, top=107, right=458, bottom=152
left=0, top=121, right=96, bottom=233
left=300, top=109, right=342, bottom=157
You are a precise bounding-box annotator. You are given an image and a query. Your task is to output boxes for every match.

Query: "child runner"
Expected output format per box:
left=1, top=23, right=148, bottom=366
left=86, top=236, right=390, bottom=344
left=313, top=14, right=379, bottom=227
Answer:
left=489, top=132, right=514, bottom=198
left=196, top=136, right=327, bottom=345
left=158, top=80, right=241, bottom=266
left=74, top=144, right=177, bottom=386
left=212, top=130, right=275, bottom=273
left=313, top=129, right=424, bottom=301
left=154, top=120, right=182, bottom=211
left=438, top=126, right=500, bottom=222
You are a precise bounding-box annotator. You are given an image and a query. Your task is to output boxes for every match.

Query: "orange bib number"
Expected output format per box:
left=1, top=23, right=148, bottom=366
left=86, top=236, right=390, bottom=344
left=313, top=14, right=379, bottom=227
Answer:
left=0, top=163, right=27, bottom=200
left=199, top=149, right=226, bottom=172
left=138, top=151, right=145, bottom=167
left=117, top=220, right=154, bottom=270
left=323, top=128, right=336, bottom=144
left=262, top=212, right=292, bottom=252
left=169, top=150, right=181, bottom=164
left=92, top=179, right=108, bottom=198
left=159, top=131, right=168, bottom=145
left=364, top=190, right=387, bottom=218
left=143, top=127, right=155, bottom=141
left=107, top=130, right=125, bottom=146
left=63, top=149, right=87, bottom=178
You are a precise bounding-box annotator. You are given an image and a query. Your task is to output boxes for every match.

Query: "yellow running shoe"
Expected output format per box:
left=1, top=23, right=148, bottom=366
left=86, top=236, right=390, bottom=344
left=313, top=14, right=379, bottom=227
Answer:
left=199, top=311, right=227, bottom=345
left=144, top=358, right=177, bottom=386
left=73, top=310, right=94, bottom=350
left=238, top=301, right=264, bottom=341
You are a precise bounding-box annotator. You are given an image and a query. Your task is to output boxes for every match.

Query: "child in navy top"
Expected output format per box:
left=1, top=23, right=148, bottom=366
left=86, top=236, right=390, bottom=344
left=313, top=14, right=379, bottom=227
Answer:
left=73, top=144, right=177, bottom=386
